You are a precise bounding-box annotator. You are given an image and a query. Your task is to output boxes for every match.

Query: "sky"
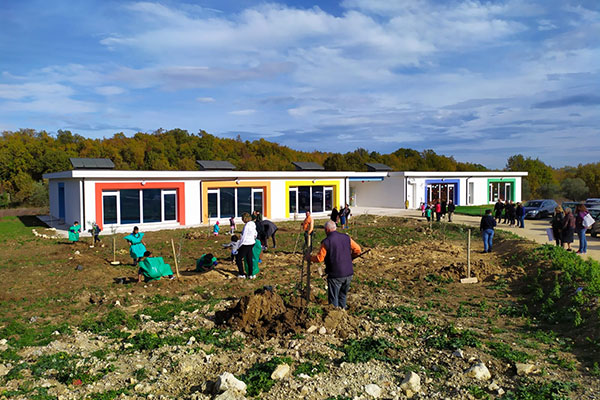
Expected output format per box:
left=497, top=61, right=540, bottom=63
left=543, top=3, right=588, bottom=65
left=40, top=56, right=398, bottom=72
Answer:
left=0, top=0, right=599, bottom=169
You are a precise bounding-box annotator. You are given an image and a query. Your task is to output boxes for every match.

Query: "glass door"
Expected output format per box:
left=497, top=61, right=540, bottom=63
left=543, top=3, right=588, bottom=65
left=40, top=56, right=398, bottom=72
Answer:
left=324, top=187, right=333, bottom=211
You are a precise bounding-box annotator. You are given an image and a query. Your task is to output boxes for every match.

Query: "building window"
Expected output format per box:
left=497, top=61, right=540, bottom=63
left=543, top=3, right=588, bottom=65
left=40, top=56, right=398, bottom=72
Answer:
left=207, top=187, right=264, bottom=219
left=426, top=183, right=456, bottom=203
left=489, top=182, right=512, bottom=202
left=102, top=189, right=178, bottom=226
left=289, top=186, right=333, bottom=214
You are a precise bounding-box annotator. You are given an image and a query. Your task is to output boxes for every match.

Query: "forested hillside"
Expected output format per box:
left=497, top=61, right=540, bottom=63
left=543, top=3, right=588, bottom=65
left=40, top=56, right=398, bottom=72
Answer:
left=0, top=128, right=598, bottom=207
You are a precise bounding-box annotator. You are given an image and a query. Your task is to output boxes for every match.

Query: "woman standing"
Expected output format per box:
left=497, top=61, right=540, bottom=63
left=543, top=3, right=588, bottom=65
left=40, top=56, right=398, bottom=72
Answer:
left=516, top=202, right=525, bottom=228
left=551, top=206, right=564, bottom=246
left=575, top=204, right=589, bottom=254
left=234, top=212, right=258, bottom=279
left=124, top=226, right=147, bottom=266
left=561, top=208, right=575, bottom=251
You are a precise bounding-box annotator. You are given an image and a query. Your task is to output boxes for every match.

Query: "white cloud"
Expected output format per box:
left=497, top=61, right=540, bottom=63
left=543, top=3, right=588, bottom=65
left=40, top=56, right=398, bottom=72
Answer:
left=196, top=97, right=215, bottom=103
left=96, top=86, right=125, bottom=96
left=228, top=109, right=256, bottom=116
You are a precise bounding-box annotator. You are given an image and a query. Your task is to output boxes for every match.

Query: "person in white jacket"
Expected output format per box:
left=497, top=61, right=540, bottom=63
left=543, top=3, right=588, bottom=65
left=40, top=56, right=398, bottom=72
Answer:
left=233, top=212, right=257, bottom=278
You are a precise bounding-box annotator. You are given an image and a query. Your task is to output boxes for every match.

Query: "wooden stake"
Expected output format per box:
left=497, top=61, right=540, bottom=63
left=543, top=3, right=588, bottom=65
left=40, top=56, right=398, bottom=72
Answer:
left=171, top=238, right=180, bottom=278
left=305, top=234, right=312, bottom=303
left=461, top=228, right=477, bottom=283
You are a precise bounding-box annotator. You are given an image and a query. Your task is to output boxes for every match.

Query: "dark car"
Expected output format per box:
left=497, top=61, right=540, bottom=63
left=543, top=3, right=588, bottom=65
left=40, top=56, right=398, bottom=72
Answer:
left=524, top=199, right=558, bottom=219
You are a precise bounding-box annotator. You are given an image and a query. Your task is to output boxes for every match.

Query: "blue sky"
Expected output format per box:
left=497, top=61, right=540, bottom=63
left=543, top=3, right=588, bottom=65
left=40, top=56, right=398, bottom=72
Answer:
left=1, top=0, right=598, bottom=168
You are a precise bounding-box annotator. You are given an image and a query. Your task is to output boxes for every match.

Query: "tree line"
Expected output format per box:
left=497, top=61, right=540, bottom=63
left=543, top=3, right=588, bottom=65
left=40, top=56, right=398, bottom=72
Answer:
left=0, top=129, right=598, bottom=207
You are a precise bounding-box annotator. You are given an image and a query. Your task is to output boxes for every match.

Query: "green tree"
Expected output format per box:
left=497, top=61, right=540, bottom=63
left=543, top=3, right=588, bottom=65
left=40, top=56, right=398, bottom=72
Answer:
left=561, top=178, right=589, bottom=201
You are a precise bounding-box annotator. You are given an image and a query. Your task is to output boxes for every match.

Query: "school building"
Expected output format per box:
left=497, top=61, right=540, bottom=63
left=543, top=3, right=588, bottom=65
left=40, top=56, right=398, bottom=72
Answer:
left=43, top=159, right=527, bottom=233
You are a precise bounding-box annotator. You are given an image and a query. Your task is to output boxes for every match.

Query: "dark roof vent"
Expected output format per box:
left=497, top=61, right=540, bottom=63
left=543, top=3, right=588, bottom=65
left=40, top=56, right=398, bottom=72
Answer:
left=197, top=160, right=236, bottom=170
left=365, top=162, right=392, bottom=172
left=70, top=158, right=115, bottom=170
left=292, top=161, right=324, bottom=171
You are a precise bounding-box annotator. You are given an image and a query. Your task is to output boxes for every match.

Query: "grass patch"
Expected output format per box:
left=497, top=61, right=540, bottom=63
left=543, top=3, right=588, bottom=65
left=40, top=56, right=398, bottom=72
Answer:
left=340, top=337, right=396, bottom=363
left=0, top=320, right=70, bottom=348
left=359, top=305, right=427, bottom=325
left=80, top=308, right=139, bottom=339
left=241, top=356, right=292, bottom=397
left=425, top=324, right=482, bottom=350
left=467, top=385, right=490, bottom=399
left=125, top=327, right=243, bottom=352
left=486, top=341, right=533, bottom=364
left=499, top=379, right=576, bottom=400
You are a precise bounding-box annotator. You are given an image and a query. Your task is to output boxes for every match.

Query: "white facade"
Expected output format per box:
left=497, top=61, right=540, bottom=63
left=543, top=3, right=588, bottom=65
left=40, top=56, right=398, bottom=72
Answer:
left=44, top=169, right=527, bottom=232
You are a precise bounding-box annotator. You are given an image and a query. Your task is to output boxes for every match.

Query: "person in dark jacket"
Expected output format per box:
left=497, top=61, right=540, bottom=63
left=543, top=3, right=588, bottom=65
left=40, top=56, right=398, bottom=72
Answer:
left=259, top=219, right=278, bottom=249
left=516, top=202, right=525, bottom=228
left=551, top=206, right=564, bottom=246
left=480, top=209, right=497, bottom=253
left=494, top=200, right=504, bottom=223
left=330, top=207, right=339, bottom=225
left=447, top=200, right=456, bottom=222
left=562, top=207, right=575, bottom=251
left=308, top=220, right=361, bottom=309
left=441, top=200, right=447, bottom=220
left=507, top=201, right=516, bottom=226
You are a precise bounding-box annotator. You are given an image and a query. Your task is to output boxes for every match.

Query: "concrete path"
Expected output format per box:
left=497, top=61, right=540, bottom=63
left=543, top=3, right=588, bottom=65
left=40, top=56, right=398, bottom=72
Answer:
left=352, top=207, right=600, bottom=262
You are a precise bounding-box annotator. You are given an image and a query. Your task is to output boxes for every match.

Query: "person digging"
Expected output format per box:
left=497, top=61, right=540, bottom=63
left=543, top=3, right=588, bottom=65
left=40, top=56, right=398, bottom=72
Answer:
left=305, top=220, right=361, bottom=309
left=137, top=251, right=175, bottom=282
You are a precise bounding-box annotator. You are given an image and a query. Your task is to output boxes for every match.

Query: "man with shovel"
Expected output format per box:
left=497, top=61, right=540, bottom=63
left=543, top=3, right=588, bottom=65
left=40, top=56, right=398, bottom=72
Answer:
left=306, top=220, right=361, bottom=309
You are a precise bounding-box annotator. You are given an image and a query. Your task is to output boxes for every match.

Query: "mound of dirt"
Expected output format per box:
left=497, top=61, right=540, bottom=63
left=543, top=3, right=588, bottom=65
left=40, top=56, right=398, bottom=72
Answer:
left=215, top=288, right=360, bottom=338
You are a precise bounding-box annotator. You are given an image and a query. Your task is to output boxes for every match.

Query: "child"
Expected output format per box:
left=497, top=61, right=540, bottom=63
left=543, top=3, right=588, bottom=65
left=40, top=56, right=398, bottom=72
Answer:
left=229, top=216, right=236, bottom=235
left=222, top=235, right=239, bottom=261
left=124, top=226, right=146, bottom=266
left=68, top=221, right=80, bottom=243
left=425, top=205, right=432, bottom=222
left=91, top=223, right=101, bottom=246
left=213, top=221, right=220, bottom=236
left=196, top=253, right=218, bottom=272
left=137, top=251, right=174, bottom=282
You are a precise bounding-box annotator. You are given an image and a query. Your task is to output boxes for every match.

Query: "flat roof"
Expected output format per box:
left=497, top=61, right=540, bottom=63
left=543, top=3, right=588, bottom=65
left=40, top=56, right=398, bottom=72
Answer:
left=43, top=170, right=390, bottom=180
left=389, top=171, right=528, bottom=177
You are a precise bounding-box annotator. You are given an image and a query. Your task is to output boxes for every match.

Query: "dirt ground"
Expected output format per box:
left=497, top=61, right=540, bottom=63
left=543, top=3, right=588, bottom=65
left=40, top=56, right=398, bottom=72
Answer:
left=0, top=215, right=598, bottom=399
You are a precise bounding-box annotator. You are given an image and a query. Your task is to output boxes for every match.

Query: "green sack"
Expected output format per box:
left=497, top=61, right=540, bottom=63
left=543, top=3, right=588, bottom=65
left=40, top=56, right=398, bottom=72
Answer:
left=243, top=240, right=261, bottom=277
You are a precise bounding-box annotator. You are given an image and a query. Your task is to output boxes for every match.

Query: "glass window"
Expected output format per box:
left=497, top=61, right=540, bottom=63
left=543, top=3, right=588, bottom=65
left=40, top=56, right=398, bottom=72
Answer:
left=312, top=186, right=323, bottom=213
left=237, top=187, right=252, bottom=217
left=208, top=192, right=218, bottom=218
left=143, top=189, right=161, bottom=223
left=289, top=189, right=297, bottom=214
left=103, top=195, right=117, bottom=225
left=325, top=188, right=333, bottom=211
left=298, top=186, right=311, bottom=213
left=220, top=187, right=235, bottom=218
left=164, top=193, right=176, bottom=221
left=120, top=189, right=140, bottom=224
left=253, top=191, right=263, bottom=214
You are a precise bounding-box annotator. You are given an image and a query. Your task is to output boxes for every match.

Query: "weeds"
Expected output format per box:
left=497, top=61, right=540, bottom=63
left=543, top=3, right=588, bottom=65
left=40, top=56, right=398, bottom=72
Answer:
left=486, top=342, right=532, bottom=364
left=340, top=337, right=396, bottom=363
left=425, top=324, right=482, bottom=350
left=360, top=305, right=427, bottom=325
left=241, top=357, right=292, bottom=397
left=499, top=379, right=576, bottom=400
left=0, top=320, right=70, bottom=348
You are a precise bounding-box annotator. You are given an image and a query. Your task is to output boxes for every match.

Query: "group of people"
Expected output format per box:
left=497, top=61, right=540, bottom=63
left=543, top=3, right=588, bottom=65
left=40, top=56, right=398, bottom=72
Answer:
left=551, top=204, right=592, bottom=254
left=330, top=204, right=351, bottom=229
left=493, top=199, right=526, bottom=228
left=421, top=200, right=456, bottom=222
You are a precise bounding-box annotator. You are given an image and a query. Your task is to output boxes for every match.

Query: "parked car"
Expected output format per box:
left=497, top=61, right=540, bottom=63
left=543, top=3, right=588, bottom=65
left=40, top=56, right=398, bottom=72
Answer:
left=524, top=199, right=558, bottom=219
left=585, top=198, right=600, bottom=209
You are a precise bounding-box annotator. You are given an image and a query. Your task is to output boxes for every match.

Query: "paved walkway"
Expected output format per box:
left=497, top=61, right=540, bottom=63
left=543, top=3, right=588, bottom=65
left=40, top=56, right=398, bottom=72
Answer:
left=352, top=207, right=600, bottom=262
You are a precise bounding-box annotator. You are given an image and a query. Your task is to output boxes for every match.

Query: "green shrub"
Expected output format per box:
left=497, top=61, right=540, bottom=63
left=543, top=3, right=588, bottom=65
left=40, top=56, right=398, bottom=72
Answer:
left=499, top=379, right=576, bottom=400
left=486, top=342, right=532, bottom=364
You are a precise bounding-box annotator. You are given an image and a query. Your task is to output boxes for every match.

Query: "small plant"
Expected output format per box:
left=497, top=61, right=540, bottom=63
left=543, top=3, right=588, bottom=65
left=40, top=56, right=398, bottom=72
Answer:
left=241, top=357, right=292, bottom=397
left=424, top=274, right=453, bottom=284
left=467, top=385, right=490, bottom=399
left=486, top=341, right=532, bottom=364
left=340, top=337, right=395, bottom=363
left=360, top=305, right=427, bottom=325
left=134, top=368, right=148, bottom=381
left=425, top=324, right=481, bottom=350
left=294, top=360, right=328, bottom=377
left=499, top=379, right=576, bottom=400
